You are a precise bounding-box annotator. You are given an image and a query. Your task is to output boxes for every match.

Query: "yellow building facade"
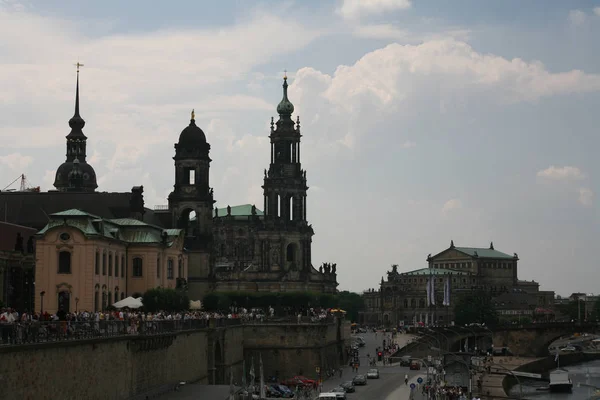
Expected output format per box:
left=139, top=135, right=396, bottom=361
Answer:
left=35, top=209, right=187, bottom=314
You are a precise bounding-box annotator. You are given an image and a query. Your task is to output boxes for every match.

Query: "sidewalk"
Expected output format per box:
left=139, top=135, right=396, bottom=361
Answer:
left=385, top=374, right=426, bottom=400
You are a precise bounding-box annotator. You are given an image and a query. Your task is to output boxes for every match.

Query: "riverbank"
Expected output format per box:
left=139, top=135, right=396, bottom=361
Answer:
left=479, top=351, right=600, bottom=399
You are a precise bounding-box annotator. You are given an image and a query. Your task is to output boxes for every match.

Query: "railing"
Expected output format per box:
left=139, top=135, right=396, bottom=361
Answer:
left=0, top=319, right=210, bottom=347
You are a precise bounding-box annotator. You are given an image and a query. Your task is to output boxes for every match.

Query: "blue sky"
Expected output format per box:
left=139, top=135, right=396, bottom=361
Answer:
left=1, top=0, right=599, bottom=295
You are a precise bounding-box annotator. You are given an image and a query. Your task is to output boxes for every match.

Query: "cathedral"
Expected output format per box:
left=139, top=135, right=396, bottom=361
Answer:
left=0, top=70, right=338, bottom=305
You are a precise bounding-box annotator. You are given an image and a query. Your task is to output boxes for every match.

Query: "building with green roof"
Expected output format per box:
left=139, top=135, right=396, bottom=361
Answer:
left=360, top=241, right=554, bottom=327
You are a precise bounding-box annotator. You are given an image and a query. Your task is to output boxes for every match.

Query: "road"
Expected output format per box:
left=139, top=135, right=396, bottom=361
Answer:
left=320, top=332, right=427, bottom=399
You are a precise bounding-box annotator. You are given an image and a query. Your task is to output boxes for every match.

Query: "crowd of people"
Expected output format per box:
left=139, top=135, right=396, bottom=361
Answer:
left=0, top=305, right=337, bottom=345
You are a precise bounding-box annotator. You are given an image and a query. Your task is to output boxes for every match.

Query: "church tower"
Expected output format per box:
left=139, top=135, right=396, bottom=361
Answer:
left=54, top=65, right=98, bottom=192
left=261, top=75, right=313, bottom=272
left=168, top=110, right=215, bottom=243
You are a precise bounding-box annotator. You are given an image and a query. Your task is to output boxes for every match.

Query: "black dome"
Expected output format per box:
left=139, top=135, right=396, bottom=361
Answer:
left=54, top=160, right=98, bottom=191
left=178, top=119, right=206, bottom=147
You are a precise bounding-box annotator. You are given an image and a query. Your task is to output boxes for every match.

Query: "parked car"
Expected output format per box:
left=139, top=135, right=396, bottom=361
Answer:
left=399, top=355, right=412, bottom=366
left=410, top=361, right=421, bottom=370
left=366, top=368, right=380, bottom=379
left=340, top=381, right=356, bottom=393
left=294, top=375, right=318, bottom=388
left=271, top=385, right=294, bottom=398
left=352, top=374, right=368, bottom=386
left=264, top=385, right=282, bottom=398
left=280, top=377, right=305, bottom=388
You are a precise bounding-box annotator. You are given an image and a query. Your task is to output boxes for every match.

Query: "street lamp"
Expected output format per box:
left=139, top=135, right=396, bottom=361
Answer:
left=40, top=291, right=45, bottom=317
left=75, top=297, right=79, bottom=313
left=427, top=328, right=450, bottom=352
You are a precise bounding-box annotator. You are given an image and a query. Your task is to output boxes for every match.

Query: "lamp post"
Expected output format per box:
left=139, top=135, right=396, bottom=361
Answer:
left=428, top=328, right=450, bottom=352
left=40, top=291, right=45, bottom=317
left=75, top=297, right=79, bottom=313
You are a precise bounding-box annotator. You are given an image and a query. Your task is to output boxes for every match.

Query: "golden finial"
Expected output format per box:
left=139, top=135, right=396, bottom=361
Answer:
left=191, top=109, right=195, bottom=120
left=283, top=69, right=287, bottom=80
left=74, top=62, right=84, bottom=73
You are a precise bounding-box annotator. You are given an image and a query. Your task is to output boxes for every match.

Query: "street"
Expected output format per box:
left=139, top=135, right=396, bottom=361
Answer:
left=320, top=332, right=427, bottom=399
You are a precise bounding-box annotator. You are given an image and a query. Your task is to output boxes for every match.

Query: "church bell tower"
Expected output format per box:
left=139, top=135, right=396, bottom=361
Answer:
left=261, top=75, right=313, bottom=272
left=168, top=110, right=215, bottom=248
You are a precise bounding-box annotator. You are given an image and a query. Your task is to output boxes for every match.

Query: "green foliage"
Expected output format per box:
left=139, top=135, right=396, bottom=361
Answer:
left=556, top=300, right=586, bottom=321
left=453, top=291, right=498, bottom=326
left=142, top=287, right=190, bottom=313
left=201, top=291, right=364, bottom=321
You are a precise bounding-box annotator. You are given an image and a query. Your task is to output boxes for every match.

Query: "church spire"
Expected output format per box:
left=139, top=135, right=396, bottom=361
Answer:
left=67, top=63, right=86, bottom=137
left=276, top=74, right=294, bottom=118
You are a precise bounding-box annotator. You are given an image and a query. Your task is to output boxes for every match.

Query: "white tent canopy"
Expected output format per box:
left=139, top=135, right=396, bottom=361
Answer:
left=189, top=300, right=202, bottom=310
left=112, top=296, right=143, bottom=309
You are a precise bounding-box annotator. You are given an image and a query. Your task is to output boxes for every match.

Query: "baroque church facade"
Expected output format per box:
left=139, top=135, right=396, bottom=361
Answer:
left=0, top=70, right=338, bottom=309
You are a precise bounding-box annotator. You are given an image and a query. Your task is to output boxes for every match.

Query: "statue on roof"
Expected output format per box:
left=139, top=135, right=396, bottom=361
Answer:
left=227, top=205, right=231, bottom=216
left=319, top=265, right=323, bottom=273
left=450, top=240, right=455, bottom=248
left=332, top=263, right=336, bottom=273
left=490, top=241, right=494, bottom=250
left=251, top=205, right=257, bottom=215
left=214, top=207, right=219, bottom=217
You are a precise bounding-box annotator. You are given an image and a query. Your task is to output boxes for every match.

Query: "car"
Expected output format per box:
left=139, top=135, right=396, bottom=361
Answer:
left=280, top=377, right=305, bottom=388
left=330, top=387, right=347, bottom=399
left=409, top=361, right=421, bottom=370
left=340, top=381, right=356, bottom=393
left=271, top=385, right=294, bottom=398
left=561, top=346, right=577, bottom=352
left=294, top=375, right=318, bottom=388
left=352, top=374, right=367, bottom=386
left=264, top=385, right=282, bottom=398
left=366, top=368, right=380, bottom=379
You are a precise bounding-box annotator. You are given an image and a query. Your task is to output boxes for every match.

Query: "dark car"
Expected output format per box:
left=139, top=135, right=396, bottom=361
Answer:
left=352, top=374, right=367, bottom=385
left=265, top=385, right=282, bottom=397
left=340, top=381, right=356, bottom=393
left=271, top=385, right=294, bottom=398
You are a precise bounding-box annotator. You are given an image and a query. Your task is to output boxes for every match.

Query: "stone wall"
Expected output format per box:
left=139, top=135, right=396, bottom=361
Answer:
left=242, top=321, right=347, bottom=381
left=0, top=332, right=212, bottom=400
left=0, top=320, right=348, bottom=399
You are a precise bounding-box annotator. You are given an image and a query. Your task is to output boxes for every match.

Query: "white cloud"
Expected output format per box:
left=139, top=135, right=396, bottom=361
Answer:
left=338, top=0, right=411, bottom=20
left=442, top=199, right=462, bottom=215
left=569, top=9, right=588, bottom=26
left=0, top=153, right=33, bottom=170
left=578, top=187, right=594, bottom=206
left=536, top=166, right=584, bottom=181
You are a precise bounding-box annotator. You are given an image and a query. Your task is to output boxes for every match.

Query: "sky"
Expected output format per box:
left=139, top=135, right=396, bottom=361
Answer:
left=1, top=0, right=599, bottom=297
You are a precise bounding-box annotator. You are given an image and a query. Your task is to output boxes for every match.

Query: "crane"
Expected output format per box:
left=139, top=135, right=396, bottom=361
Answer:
left=2, top=174, right=40, bottom=192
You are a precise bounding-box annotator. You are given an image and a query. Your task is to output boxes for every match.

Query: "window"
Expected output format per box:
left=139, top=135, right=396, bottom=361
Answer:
left=58, top=251, right=71, bottom=274
left=121, top=255, right=125, bottom=277
left=115, top=254, right=119, bottom=277
left=178, top=258, right=183, bottom=278
left=95, top=252, right=100, bottom=275
left=114, top=287, right=119, bottom=303
left=403, top=299, right=408, bottom=308
left=188, top=168, right=195, bottom=184
left=101, top=286, right=107, bottom=310
left=157, top=256, right=161, bottom=278
left=102, top=253, right=107, bottom=275
left=108, top=292, right=112, bottom=306
left=167, top=258, right=174, bottom=279
left=108, top=253, right=113, bottom=276
left=121, top=292, right=125, bottom=300
left=132, top=257, right=143, bottom=277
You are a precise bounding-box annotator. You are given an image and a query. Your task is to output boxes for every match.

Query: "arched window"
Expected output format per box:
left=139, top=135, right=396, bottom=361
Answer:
left=102, top=252, right=107, bottom=275
left=403, top=299, right=408, bottom=308
left=286, top=243, right=296, bottom=262
left=108, top=291, right=112, bottom=306
left=178, top=258, right=183, bottom=277
left=157, top=255, right=161, bottom=278
left=114, top=287, right=119, bottom=303
left=94, top=285, right=99, bottom=312
left=114, top=254, right=119, bottom=277
left=95, top=252, right=100, bottom=275
left=410, top=299, right=416, bottom=309
left=419, top=299, right=426, bottom=308
left=121, top=255, right=125, bottom=277
left=121, top=292, right=125, bottom=300
left=108, top=253, right=113, bottom=276
left=58, top=251, right=71, bottom=274
left=132, top=257, right=143, bottom=277
left=167, top=258, right=174, bottom=279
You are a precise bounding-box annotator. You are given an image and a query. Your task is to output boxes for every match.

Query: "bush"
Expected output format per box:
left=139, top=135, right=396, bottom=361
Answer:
left=142, top=288, right=189, bottom=313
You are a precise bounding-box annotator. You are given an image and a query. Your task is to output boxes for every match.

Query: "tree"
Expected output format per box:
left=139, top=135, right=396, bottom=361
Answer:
left=142, top=288, right=189, bottom=313
left=592, top=298, right=600, bottom=321
left=453, top=291, right=498, bottom=326
left=334, top=291, right=364, bottom=323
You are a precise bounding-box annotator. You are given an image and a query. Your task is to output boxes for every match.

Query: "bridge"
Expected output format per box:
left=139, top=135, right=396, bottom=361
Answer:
left=404, top=322, right=600, bottom=357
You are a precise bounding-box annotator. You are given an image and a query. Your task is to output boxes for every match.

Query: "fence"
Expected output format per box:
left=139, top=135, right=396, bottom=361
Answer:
left=0, top=319, right=212, bottom=346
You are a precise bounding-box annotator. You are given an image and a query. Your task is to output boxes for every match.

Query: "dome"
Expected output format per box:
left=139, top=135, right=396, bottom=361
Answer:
left=276, top=76, right=294, bottom=116
left=178, top=118, right=207, bottom=147
left=54, top=160, right=98, bottom=192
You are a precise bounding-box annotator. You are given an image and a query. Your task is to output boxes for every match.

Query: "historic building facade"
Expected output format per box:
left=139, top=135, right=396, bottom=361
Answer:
left=152, top=76, right=338, bottom=298
left=35, top=209, right=186, bottom=314
left=360, top=241, right=554, bottom=326
left=1, top=69, right=338, bottom=309
left=0, top=222, right=36, bottom=311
